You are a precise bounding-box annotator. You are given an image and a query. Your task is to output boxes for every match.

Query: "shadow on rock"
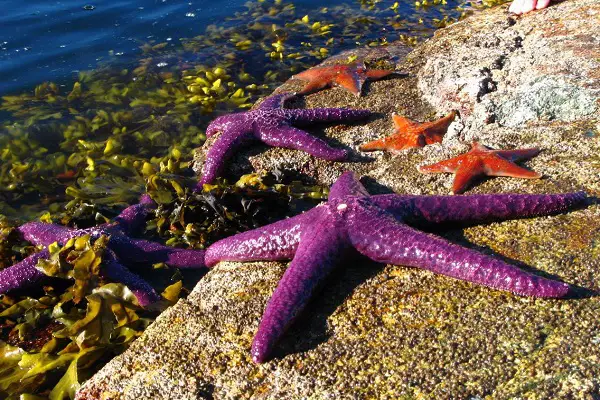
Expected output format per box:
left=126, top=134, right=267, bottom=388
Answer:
left=272, top=253, right=384, bottom=361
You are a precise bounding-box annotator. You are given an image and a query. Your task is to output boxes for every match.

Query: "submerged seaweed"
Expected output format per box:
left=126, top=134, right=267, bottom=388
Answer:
left=0, top=0, right=504, bottom=398
left=0, top=0, right=474, bottom=218
left=0, top=172, right=327, bottom=399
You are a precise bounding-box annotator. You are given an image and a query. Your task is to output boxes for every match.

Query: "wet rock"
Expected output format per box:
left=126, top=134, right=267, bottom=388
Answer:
left=79, top=0, right=600, bottom=398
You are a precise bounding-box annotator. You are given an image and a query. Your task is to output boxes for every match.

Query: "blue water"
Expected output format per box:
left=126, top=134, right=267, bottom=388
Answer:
left=0, top=0, right=254, bottom=95
left=0, top=0, right=461, bottom=97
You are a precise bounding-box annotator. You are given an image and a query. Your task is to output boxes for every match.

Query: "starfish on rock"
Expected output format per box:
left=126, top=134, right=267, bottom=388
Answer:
left=293, top=63, right=396, bottom=97
left=418, top=141, right=542, bottom=194
left=197, top=93, right=370, bottom=188
left=0, top=195, right=206, bottom=307
left=359, top=111, right=457, bottom=152
left=206, top=171, right=586, bottom=363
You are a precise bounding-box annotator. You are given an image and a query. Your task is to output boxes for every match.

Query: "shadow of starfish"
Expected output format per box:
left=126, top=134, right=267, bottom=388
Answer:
left=0, top=195, right=206, bottom=307
left=205, top=171, right=588, bottom=363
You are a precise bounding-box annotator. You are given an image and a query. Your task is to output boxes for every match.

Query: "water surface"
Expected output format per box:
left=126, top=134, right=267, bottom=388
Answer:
left=0, top=0, right=461, bottom=96
left=1, top=0, right=248, bottom=94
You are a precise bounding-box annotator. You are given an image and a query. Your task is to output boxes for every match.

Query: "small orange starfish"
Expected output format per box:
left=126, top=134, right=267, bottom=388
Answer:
left=418, top=142, right=542, bottom=194
left=359, top=111, right=457, bottom=152
left=293, top=63, right=395, bottom=97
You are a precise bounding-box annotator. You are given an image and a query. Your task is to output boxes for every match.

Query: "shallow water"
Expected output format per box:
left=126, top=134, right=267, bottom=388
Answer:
left=0, top=0, right=471, bottom=218
left=0, top=0, right=461, bottom=96
left=0, top=0, right=247, bottom=95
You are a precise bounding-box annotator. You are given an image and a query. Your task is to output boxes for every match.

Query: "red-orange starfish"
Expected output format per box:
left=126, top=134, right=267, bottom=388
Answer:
left=293, top=63, right=395, bottom=97
left=418, top=142, right=542, bottom=194
left=359, top=111, right=457, bottom=152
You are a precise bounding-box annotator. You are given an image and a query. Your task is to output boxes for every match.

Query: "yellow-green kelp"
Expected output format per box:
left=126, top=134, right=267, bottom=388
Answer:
left=0, top=171, right=328, bottom=399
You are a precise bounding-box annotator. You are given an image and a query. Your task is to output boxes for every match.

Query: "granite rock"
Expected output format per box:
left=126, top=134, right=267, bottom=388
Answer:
left=78, top=0, right=600, bottom=398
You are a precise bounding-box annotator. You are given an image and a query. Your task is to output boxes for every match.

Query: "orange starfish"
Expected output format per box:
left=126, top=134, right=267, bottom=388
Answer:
left=359, top=111, right=457, bottom=152
left=293, top=63, right=395, bottom=97
left=418, top=142, right=542, bottom=194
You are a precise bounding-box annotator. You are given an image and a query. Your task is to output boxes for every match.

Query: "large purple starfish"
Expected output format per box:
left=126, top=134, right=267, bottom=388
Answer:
left=205, top=172, right=586, bottom=363
left=196, top=93, right=371, bottom=188
left=0, top=195, right=206, bottom=307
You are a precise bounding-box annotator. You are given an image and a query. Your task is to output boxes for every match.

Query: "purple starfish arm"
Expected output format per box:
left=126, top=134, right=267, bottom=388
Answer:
left=284, top=108, right=371, bottom=126
left=205, top=209, right=318, bottom=267
left=198, top=127, right=255, bottom=187
left=347, top=205, right=570, bottom=298
left=0, top=250, right=50, bottom=294
left=110, top=236, right=206, bottom=269
left=206, top=114, right=249, bottom=138
left=113, top=194, right=157, bottom=234
left=371, top=192, right=587, bottom=226
left=17, top=195, right=159, bottom=246
left=329, top=170, right=370, bottom=199
left=17, top=222, right=75, bottom=246
left=258, top=125, right=347, bottom=161
left=0, top=245, right=161, bottom=308
left=1, top=195, right=206, bottom=307
left=251, top=216, right=349, bottom=363
left=102, top=249, right=161, bottom=307
left=196, top=93, right=371, bottom=186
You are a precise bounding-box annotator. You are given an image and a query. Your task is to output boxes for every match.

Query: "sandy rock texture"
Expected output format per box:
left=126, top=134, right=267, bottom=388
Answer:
left=79, top=0, right=600, bottom=398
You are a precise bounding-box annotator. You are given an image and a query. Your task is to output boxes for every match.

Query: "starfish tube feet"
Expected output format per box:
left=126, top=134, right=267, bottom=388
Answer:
left=196, top=93, right=370, bottom=186
left=205, top=171, right=586, bottom=362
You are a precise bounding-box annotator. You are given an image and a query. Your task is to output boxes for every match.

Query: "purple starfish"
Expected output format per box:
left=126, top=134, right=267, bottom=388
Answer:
left=205, top=171, right=586, bottom=363
left=196, top=93, right=371, bottom=188
left=0, top=195, right=206, bottom=307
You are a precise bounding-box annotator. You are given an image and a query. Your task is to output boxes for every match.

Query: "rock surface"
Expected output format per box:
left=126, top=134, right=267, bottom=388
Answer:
left=78, top=0, right=600, bottom=398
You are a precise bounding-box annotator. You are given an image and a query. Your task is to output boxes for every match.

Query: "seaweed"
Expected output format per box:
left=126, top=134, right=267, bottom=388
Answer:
left=0, top=172, right=326, bottom=399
